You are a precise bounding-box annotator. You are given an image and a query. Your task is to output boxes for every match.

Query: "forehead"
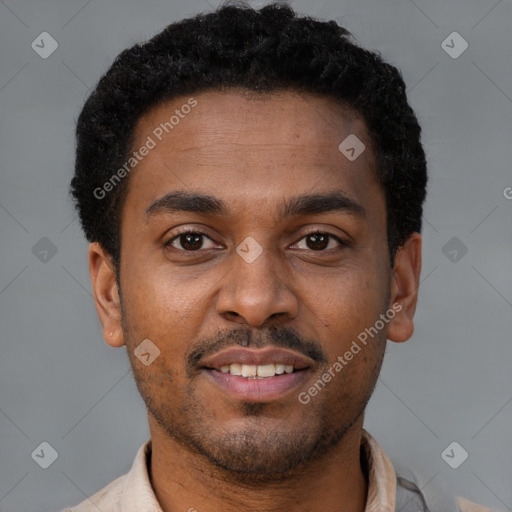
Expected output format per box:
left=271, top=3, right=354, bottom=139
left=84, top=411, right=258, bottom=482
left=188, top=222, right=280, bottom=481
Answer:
left=123, top=89, right=379, bottom=219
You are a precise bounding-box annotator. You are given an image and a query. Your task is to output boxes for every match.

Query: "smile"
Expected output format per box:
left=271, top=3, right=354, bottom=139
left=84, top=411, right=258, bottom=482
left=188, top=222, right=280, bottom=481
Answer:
left=215, top=363, right=296, bottom=378
left=200, top=347, right=314, bottom=401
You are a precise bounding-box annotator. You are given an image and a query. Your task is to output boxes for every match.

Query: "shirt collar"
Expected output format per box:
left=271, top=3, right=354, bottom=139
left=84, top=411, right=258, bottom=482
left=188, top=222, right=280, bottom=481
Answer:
left=119, top=429, right=396, bottom=512
left=360, top=429, right=396, bottom=511
left=119, top=439, right=161, bottom=512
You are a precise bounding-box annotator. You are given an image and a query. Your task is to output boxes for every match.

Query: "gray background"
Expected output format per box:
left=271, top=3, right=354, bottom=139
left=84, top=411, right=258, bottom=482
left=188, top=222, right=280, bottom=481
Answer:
left=0, top=0, right=511, bottom=511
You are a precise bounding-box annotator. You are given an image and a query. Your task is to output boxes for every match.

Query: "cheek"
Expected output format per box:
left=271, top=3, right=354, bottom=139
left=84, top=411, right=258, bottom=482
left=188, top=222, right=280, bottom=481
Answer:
left=119, top=270, right=194, bottom=368
left=306, top=260, right=389, bottom=367
left=315, top=261, right=387, bottom=326
left=122, top=257, right=194, bottom=320
left=315, top=275, right=388, bottom=402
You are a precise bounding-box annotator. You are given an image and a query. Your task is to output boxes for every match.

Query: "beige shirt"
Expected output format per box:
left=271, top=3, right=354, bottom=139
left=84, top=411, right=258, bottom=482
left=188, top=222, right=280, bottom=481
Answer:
left=63, top=430, right=495, bottom=512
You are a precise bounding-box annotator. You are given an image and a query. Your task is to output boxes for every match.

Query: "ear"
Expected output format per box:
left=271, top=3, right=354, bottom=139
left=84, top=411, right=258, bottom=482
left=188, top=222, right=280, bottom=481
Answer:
left=88, top=242, right=125, bottom=347
left=386, top=232, right=422, bottom=343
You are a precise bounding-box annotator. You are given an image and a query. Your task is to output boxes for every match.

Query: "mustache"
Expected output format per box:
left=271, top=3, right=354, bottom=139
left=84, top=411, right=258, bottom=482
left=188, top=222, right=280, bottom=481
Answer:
left=186, top=325, right=328, bottom=373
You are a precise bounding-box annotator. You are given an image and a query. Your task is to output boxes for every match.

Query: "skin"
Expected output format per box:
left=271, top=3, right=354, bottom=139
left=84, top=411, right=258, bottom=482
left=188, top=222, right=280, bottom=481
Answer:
left=89, top=90, right=422, bottom=512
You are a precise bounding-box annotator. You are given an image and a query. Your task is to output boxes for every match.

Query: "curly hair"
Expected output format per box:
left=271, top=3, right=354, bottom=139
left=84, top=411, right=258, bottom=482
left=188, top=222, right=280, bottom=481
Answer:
left=71, top=1, right=427, bottom=269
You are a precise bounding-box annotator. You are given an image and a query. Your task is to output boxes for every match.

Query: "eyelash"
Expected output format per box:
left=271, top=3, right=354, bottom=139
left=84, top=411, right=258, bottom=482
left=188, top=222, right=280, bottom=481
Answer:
left=164, top=228, right=348, bottom=253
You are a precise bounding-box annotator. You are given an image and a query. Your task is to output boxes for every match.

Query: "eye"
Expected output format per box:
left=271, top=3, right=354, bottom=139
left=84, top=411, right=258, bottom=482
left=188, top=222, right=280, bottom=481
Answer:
left=165, top=231, right=219, bottom=252
left=293, top=232, right=346, bottom=251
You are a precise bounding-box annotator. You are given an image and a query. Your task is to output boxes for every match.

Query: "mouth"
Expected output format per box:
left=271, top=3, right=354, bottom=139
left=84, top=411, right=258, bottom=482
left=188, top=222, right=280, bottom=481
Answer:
left=200, top=347, right=313, bottom=402
left=213, top=362, right=299, bottom=378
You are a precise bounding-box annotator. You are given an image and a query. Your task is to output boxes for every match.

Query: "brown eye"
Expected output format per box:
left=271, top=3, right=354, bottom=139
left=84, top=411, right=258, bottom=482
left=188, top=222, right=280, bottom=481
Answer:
left=178, top=233, right=203, bottom=251
left=294, top=232, right=345, bottom=252
left=166, top=231, right=218, bottom=251
left=305, top=233, right=329, bottom=251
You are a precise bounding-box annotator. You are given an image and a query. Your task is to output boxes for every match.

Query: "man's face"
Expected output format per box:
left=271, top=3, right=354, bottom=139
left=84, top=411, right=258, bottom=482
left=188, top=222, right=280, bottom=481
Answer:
left=114, top=90, right=394, bottom=476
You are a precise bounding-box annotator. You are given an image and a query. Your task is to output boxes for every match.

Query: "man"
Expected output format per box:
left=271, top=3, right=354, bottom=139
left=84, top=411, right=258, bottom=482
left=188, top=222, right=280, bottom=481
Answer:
left=66, top=3, right=495, bottom=511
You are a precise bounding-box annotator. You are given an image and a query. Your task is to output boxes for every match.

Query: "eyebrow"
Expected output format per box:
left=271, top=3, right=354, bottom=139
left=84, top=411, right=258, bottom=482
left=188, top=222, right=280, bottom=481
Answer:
left=145, top=190, right=366, bottom=220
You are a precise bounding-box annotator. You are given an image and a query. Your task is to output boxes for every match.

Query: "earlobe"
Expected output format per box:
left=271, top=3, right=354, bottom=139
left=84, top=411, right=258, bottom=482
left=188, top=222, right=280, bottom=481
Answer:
left=386, top=233, right=422, bottom=343
left=88, top=242, right=125, bottom=347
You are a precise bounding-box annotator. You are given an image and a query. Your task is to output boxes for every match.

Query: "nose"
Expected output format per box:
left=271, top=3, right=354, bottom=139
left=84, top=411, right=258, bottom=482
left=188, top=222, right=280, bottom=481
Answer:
left=216, top=246, right=299, bottom=327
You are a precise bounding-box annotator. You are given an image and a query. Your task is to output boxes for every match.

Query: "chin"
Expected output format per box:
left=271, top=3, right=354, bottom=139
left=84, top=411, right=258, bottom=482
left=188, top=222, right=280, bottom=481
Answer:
left=155, top=405, right=353, bottom=480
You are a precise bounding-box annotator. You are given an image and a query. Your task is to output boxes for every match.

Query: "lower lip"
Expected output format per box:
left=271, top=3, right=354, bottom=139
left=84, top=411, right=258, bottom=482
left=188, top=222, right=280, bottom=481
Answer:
left=203, top=369, right=309, bottom=402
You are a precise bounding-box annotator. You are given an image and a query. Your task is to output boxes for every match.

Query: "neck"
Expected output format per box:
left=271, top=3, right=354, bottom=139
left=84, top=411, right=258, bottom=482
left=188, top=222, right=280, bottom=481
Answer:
left=147, top=414, right=368, bottom=512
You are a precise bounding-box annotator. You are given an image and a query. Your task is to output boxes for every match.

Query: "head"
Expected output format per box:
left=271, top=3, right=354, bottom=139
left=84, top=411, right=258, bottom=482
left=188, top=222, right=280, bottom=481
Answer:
left=72, top=2, right=426, bottom=480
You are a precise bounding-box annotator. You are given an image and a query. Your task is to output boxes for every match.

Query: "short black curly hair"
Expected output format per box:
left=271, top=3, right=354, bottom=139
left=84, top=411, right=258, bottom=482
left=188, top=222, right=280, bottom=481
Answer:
left=71, top=1, right=427, bottom=270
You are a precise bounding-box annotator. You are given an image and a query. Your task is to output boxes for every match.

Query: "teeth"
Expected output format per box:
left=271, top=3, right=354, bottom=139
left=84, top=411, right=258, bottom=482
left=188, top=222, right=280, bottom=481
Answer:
left=217, top=363, right=298, bottom=378
left=257, top=364, right=276, bottom=377
left=229, top=363, right=242, bottom=376
left=241, top=365, right=257, bottom=377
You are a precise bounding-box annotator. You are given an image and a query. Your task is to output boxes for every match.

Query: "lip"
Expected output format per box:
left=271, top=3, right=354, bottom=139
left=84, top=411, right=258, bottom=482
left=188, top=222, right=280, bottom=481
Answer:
left=203, top=367, right=310, bottom=402
left=199, top=347, right=314, bottom=402
left=200, top=347, right=313, bottom=370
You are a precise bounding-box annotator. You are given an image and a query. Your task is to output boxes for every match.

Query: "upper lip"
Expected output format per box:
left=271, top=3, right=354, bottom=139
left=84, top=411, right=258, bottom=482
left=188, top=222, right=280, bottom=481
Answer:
left=201, top=347, right=313, bottom=371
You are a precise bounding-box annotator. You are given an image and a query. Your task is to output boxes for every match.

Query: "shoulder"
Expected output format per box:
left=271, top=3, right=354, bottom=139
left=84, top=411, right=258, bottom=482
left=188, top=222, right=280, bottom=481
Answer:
left=361, top=431, right=498, bottom=512
left=458, top=497, right=498, bottom=512
left=395, top=474, right=499, bottom=512
left=59, top=440, right=153, bottom=512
